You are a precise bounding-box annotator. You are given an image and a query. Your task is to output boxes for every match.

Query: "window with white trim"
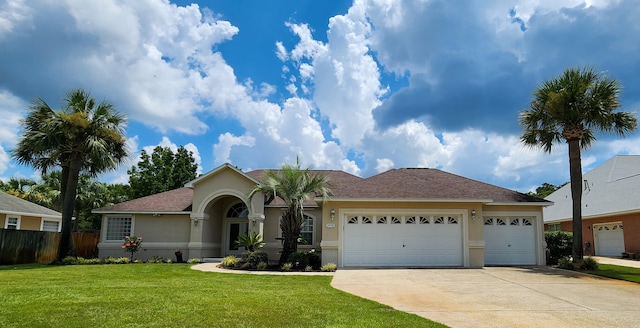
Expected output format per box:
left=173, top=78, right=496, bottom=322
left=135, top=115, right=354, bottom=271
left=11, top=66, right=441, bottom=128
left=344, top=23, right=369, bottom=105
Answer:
left=5, top=216, right=20, bottom=230
left=42, top=220, right=60, bottom=232
left=547, top=224, right=561, bottom=231
left=105, top=217, right=132, bottom=241
left=300, top=215, right=314, bottom=244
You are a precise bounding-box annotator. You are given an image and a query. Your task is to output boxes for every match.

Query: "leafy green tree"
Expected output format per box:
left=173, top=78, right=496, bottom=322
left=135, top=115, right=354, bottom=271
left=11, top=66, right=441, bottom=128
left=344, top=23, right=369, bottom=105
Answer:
left=12, top=89, right=128, bottom=261
left=520, top=67, right=637, bottom=262
left=249, top=158, right=331, bottom=265
left=127, top=145, right=198, bottom=198
left=527, top=182, right=565, bottom=199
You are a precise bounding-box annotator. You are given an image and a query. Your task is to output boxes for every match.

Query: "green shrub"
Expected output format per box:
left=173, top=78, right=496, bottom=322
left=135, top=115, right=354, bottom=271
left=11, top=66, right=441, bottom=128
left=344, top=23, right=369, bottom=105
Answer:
left=256, top=261, right=268, bottom=270
left=104, top=256, right=117, bottom=264
left=281, top=262, right=293, bottom=272
left=304, top=265, right=313, bottom=272
left=165, top=258, right=173, bottom=264
left=580, top=256, right=599, bottom=270
left=87, top=258, right=101, bottom=265
left=235, top=231, right=265, bottom=252
left=76, top=257, right=89, bottom=265
left=116, top=257, right=130, bottom=264
left=241, top=262, right=254, bottom=270
left=287, top=252, right=309, bottom=269
left=133, top=259, right=143, bottom=264
left=187, top=258, right=201, bottom=264
left=61, top=256, right=77, bottom=265
left=321, top=263, right=337, bottom=272
left=147, top=255, right=164, bottom=263
left=557, top=257, right=574, bottom=270
left=246, top=251, right=269, bottom=267
left=545, top=231, right=573, bottom=265
left=221, top=256, right=238, bottom=268
left=306, top=249, right=321, bottom=269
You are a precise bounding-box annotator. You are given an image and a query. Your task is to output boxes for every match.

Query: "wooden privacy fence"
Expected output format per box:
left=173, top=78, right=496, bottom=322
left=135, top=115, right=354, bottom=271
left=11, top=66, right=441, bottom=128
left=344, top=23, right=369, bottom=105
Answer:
left=0, top=230, right=100, bottom=264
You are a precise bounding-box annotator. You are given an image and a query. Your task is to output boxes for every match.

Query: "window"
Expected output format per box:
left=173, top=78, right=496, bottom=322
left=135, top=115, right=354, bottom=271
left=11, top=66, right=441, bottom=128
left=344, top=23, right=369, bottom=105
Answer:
left=42, top=220, right=60, bottom=232
left=5, top=216, right=19, bottom=230
left=300, top=215, right=314, bottom=244
left=227, top=202, right=248, bottom=217
left=547, top=224, right=561, bottom=231
left=105, top=217, right=132, bottom=241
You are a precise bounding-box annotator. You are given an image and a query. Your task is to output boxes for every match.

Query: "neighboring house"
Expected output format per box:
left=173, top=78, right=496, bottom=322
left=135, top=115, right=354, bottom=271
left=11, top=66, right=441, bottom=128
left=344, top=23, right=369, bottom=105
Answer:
left=94, top=164, right=550, bottom=267
left=0, top=191, right=62, bottom=232
left=544, top=155, right=640, bottom=257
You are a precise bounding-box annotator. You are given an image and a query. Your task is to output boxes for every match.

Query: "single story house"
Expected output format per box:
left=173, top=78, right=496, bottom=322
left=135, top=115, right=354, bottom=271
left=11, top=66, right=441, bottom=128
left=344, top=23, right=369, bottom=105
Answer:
left=0, top=191, right=62, bottom=232
left=94, top=164, right=550, bottom=267
left=544, top=155, right=640, bottom=257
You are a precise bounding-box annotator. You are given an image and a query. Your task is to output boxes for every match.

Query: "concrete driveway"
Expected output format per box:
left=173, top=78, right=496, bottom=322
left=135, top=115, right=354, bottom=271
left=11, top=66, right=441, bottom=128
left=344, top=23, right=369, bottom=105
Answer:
left=331, top=266, right=640, bottom=328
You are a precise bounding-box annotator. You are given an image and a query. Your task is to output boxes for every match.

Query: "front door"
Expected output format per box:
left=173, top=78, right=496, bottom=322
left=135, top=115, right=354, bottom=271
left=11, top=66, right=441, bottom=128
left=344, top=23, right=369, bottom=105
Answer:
left=226, top=221, right=249, bottom=255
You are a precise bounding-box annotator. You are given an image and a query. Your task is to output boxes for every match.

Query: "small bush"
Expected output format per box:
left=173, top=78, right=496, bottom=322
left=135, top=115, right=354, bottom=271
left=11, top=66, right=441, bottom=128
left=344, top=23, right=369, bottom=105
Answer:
left=545, top=231, right=573, bottom=265
left=116, top=257, right=130, bottom=264
left=287, top=252, right=309, bottom=269
left=246, top=251, right=269, bottom=267
left=557, top=257, right=574, bottom=270
left=580, top=256, right=599, bottom=270
left=133, top=259, right=143, bottom=264
left=221, top=256, right=238, bottom=268
left=306, top=249, right=321, bottom=269
left=147, top=255, right=164, bottom=263
left=281, top=262, right=293, bottom=272
left=187, top=258, right=201, bottom=264
left=256, top=261, right=268, bottom=270
left=87, top=258, right=101, bottom=265
left=61, top=256, right=77, bottom=265
left=104, top=256, right=117, bottom=264
left=165, top=258, right=173, bottom=264
left=241, top=262, right=254, bottom=270
left=304, top=265, right=313, bottom=272
left=321, top=263, right=337, bottom=272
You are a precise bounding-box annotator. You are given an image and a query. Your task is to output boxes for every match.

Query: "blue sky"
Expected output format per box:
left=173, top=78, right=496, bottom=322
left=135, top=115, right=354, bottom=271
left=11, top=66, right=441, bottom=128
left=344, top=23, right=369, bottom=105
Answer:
left=1, top=0, right=639, bottom=193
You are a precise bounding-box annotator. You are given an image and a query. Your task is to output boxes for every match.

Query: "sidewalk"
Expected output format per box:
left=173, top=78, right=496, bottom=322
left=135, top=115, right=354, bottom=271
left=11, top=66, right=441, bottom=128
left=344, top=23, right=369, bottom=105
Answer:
left=592, top=256, right=640, bottom=269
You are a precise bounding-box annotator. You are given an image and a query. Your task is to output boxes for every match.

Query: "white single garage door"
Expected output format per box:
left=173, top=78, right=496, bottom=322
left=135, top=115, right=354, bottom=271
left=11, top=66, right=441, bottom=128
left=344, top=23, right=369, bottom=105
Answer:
left=483, top=217, right=536, bottom=265
left=594, top=223, right=624, bottom=256
left=343, top=214, right=463, bottom=267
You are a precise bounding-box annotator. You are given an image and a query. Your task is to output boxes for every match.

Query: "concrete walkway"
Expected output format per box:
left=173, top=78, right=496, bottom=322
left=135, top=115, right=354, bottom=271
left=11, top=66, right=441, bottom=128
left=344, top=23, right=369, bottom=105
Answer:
left=331, top=266, right=640, bottom=328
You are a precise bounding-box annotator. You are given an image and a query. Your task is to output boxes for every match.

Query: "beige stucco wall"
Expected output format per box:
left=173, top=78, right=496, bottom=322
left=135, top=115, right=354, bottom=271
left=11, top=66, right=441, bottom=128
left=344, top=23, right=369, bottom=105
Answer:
left=99, top=213, right=191, bottom=261
left=19, top=216, right=41, bottom=231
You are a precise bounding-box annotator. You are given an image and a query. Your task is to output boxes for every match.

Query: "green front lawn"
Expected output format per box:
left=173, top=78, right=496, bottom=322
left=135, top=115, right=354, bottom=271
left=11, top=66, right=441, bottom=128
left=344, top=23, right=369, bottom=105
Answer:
left=0, top=264, right=446, bottom=328
left=584, top=264, right=640, bottom=284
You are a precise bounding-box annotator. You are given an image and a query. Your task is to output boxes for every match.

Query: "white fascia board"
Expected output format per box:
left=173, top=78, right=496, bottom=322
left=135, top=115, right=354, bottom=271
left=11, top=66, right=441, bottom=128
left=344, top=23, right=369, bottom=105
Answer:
left=91, top=210, right=192, bottom=215
left=323, top=198, right=493, bottom=203
left=487, top=202, right=554, bottom=207
left=0, top=210, right=61, bottom=219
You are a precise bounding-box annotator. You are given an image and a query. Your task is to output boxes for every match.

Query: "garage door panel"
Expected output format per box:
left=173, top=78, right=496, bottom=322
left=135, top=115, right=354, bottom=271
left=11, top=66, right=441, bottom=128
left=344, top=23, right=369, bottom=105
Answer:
left=595, top=223, right=624, bottom=256
left=343, top=214, right=463, bottom=267
left=484, top=217, right=536, bottom=265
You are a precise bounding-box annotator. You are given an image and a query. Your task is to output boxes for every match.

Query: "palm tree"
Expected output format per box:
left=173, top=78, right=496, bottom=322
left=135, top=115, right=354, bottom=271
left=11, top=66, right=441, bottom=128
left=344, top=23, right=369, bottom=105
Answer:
left=249, top=158, right=331, bottom=265
left=12, top=89, right=128, bottom=261
left=520, top=67, right=637, bottom=262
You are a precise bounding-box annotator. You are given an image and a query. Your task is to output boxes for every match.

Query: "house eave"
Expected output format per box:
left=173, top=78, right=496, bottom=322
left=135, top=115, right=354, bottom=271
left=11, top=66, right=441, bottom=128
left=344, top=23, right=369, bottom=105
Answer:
left=0, top=210, right=61, bottom=219
left=544, top=208, right=640, bottom=223
left=323, top=197, right=494, bottom=203
left=92, top=210, right=191, bottom=215
left=487, top=202, right=553, bottom=207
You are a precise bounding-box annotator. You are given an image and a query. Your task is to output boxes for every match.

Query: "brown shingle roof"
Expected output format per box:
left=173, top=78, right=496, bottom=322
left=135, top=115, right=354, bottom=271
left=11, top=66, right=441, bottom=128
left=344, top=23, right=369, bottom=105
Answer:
left=332, top=168, right=545, bottom=203
left=93, top=188, right=193, bottom=213
left=95, top=167, right=546, bottom=213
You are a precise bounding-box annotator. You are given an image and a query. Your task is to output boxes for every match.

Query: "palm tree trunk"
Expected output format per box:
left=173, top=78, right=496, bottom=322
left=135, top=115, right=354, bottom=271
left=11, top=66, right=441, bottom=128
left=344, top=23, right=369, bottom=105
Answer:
left=279, top=210, right=301, bottom=266
left=56, top=160, right=81, bottom=261
left=568, top=139, right=584, bottom=262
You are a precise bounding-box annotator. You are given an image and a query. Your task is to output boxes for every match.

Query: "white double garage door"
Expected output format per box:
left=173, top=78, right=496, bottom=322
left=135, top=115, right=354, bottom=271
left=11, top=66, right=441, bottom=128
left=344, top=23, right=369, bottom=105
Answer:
left=342, top=211, right=537, bottom=267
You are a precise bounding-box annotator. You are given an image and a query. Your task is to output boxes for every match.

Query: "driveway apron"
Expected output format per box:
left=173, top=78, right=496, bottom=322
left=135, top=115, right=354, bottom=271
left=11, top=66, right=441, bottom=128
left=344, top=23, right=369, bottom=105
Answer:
left=331, top=266, right=640, bottom=328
